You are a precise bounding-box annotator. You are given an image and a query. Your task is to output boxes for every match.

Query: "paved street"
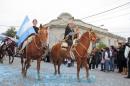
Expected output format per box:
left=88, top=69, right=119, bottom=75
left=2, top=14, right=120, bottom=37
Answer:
left=0, top=57, right=130, bottom=86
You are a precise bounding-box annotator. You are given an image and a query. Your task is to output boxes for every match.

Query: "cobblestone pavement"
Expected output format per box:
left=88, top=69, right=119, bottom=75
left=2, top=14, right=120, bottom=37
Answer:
left=0, top=57, right=130, bottom=86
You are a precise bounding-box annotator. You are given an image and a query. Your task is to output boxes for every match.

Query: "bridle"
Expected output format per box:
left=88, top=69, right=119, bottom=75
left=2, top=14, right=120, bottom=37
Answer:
left=73, top=31, right=95, bottom=57
left=33, top=30, right=47, bottom=50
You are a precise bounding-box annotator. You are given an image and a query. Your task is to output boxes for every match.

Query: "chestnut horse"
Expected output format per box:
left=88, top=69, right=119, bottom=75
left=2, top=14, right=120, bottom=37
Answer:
left=51, top=42, right=71, bottom=75
left=21, top=25, right=48, bottom=79
left=51, top=29, right=96, bottom=81
left=72, top=29, right=96, bottom=80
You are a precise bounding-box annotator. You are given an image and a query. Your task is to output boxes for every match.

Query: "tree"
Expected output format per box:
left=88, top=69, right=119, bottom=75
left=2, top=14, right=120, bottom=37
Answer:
left=96, top=42, right=107, bottom=49
left=4, top=26, right=16, bottom=38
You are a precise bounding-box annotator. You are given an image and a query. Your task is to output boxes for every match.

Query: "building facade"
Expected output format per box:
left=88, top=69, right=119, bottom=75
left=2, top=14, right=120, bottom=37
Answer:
left=47, top=13, right=126, bottom=51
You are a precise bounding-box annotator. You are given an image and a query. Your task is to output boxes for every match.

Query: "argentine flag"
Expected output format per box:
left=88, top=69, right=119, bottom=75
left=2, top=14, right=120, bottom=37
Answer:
left=16, top=16, right=36, bottom=46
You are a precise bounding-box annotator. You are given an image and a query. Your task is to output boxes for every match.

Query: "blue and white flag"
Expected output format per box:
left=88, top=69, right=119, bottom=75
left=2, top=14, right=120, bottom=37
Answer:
left=17, top=27, right=36, bottom=46
left=16, top=16, right=30, bottom=37
left=16, top=16, right=36, bottom=46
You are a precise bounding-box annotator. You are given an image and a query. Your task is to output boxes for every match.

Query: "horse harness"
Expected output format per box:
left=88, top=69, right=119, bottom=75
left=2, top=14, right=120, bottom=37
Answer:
left=72, top=31, right=92, bottom=58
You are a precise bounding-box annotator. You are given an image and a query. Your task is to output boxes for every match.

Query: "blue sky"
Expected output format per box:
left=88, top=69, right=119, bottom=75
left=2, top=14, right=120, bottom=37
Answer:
left=0, top=0, right=130, bottom=38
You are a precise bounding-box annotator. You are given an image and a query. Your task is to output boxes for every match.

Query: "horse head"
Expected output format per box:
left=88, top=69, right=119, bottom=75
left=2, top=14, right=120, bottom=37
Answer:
left=81, top=28, right=96, bottom=42
left=37, top=24, right=48, bottom=48
left=88, top=28, right=96, bottom=42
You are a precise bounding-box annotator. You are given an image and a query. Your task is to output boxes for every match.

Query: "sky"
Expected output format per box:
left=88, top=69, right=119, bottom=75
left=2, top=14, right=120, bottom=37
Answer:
left=0, top=0, right=130, bottom=39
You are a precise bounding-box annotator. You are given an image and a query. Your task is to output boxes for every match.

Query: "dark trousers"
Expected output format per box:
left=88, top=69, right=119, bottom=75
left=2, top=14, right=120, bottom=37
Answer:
left=101, top=63, right=105, bottom=71
left=128, top=59, right=130, bottom=77
left=118, top=60, right=123, bottom=73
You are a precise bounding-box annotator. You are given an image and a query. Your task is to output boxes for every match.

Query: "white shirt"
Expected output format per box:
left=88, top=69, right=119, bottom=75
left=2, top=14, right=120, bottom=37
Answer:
left=124, top=46, right=130, bottom=58
left=105, top=51, right=110, bottom=60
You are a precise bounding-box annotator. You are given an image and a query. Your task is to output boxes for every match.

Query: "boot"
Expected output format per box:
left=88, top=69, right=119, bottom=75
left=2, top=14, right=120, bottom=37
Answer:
left=124, top=68, right=127, bottom=75
left=121, top=68, right=125, bottom=75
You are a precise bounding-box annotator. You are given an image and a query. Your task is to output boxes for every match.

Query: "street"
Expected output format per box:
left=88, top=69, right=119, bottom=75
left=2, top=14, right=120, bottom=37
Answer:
left=0, top=57, right=130, bottom=86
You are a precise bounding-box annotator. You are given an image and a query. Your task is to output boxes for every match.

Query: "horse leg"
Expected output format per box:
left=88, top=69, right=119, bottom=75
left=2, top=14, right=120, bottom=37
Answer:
left=9, top=55, right=13, bottom=64
left=77, top=60, right=81, bottom=81
left=54, top=63, right=57, bottom=75
left=11, top=56, right=14, bottom=64
left=9, top=55, right=11, bottom=64
left=21, top=56, right=24, bottom=74
left=22, top=58, right=28, bottom=77
left=83, top=59, right=89, bottom=79
left=53, top=60, right=57, bottom=75
left=58, top=61, right=62, bottom=75
left=37, top=58, right=41, bottom=80
left=24, top=58, right=31, bottom=77
left=0, top=55, right=3, bottom=63
left=0, top=53, right=4, bottom=63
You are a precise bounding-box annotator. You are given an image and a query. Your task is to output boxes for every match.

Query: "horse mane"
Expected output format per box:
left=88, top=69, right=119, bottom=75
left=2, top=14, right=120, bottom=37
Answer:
left=79, top=31, right=89, bottom=41
left=34, top=34, right=41, bottom=46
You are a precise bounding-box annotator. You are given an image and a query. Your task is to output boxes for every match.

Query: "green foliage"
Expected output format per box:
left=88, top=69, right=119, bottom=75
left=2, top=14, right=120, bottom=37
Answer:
left=96, top=42, right=106, bottom=49
left=4, top=26, right=16, bottom=38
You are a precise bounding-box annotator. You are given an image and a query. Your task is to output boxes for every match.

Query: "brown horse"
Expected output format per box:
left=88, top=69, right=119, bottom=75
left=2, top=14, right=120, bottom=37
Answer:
left=51, top=42, right=71, bottom=75
left=21, top=25, right=48, bottom=80
left=72, top=29, right=96, bottom=80
left=51, top=29, right=96, bottom=81
left=0, top=38, right=16, bottom=64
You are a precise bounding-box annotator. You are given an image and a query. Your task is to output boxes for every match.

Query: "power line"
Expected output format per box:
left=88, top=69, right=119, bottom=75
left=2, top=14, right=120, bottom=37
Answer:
left=81, top=2, right=130, bottom=20
left=87, top=12, right=130, bottom=23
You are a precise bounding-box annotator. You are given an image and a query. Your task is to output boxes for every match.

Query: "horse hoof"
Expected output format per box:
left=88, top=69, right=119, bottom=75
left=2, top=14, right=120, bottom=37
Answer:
left=77, top=79, right=80, bottom=82
left=37, top=78, right=41, bottom=80
left=54, top=72, right=57, bottom=75
left=58, top=74, right=61, bottom=77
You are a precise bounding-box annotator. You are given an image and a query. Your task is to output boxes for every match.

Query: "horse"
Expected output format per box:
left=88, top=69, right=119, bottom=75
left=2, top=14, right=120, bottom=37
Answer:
left=51, top=29, right=96, bottom=81
left=21, top=25, right=48, bottom=80
left=51, top=42, right=71, bottom=75
left=72, top=29, right=96, bottom=80
left=0, top=38, right=16, bottom=64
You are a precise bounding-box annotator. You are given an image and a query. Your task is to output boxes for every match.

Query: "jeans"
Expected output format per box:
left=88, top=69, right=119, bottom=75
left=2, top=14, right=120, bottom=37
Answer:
left=105, top=60, right=110, bottom=71
left=110, top=58, right=115, bottom=71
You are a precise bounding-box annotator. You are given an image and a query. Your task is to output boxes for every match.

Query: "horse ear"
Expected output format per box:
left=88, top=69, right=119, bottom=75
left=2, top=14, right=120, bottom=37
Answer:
left=90, top=27, right=93, bottom=31
left=87, top=28, right=92, bottom=32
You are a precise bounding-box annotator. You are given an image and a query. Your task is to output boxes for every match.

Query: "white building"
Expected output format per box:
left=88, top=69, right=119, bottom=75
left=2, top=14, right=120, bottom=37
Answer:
left=47, top=13, right=126, bottom=50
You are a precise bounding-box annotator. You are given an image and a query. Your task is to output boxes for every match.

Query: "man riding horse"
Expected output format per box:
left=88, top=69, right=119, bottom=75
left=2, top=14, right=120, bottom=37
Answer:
left=0, top=37, right=16, bottom=63
left=63, top=20, right=80, bottom=67
left=63, top=20, right=77, bottom=50
left=19, top=19, right=39, bottom=53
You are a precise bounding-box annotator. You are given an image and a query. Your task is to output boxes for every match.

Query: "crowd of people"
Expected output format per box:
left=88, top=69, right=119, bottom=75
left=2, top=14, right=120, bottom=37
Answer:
left=88, top=41, right=130, bottom=79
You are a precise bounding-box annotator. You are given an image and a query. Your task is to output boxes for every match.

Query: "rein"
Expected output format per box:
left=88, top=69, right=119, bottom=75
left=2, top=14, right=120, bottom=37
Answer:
left=33, top=35, right=42, bottom=50
left=73, top=33, right=91, bottom=58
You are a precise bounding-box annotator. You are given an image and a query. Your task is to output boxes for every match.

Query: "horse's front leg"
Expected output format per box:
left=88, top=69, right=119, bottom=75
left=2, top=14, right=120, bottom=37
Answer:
left=37, top=58, right=41, bottom=80
left=9, top=55, right=11, bottom=64
left=77, top=61, right=81, bottom=81
left=54, top=63, right=57, bottom=75
left=83, top=59, right=89, bottom=79
left=11, top=56, right=14, bottom=64
left=58, top=61, right=62, bottom=75
left=21, top=56, right=27, bottom=77
left=0, top=54, right=3, bottom=63
left=21, top=56, right=24, bottom=74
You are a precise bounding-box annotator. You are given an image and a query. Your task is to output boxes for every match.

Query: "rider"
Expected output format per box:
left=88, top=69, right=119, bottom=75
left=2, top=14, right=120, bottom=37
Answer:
left=73, top=26, right=80, bottom=45
left=19, top=19, right=39, bottom=53
left=1, top=37, right=12, bottom=47
left=32, top=19, right=39, bottom=33
left=64, top=20, right=75, bottom=49
left=64, top=20, right=76, bottom=67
